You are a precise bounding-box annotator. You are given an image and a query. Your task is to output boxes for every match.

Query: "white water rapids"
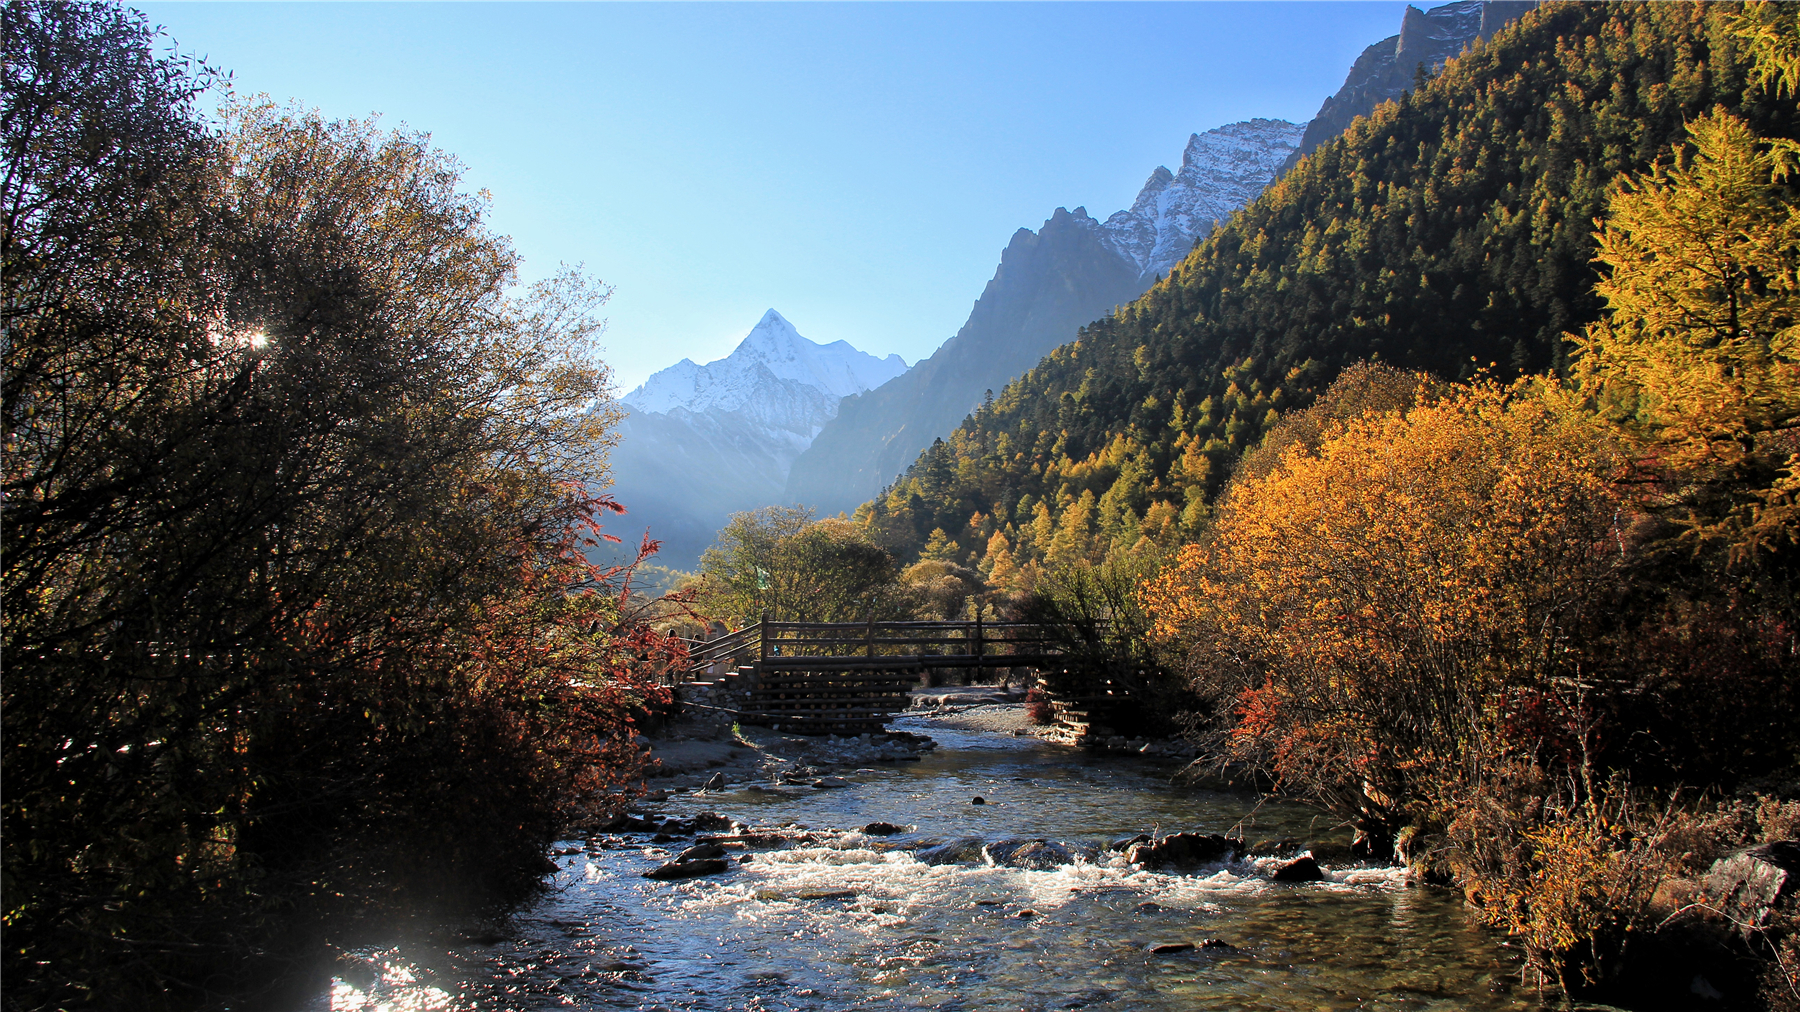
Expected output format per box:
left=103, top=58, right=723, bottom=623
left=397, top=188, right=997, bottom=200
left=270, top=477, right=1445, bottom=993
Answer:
left=315, top=716, right=1538, bottom=1011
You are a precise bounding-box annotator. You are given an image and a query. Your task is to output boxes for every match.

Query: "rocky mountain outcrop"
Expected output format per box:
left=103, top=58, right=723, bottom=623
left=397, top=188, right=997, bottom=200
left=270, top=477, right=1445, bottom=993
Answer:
left=784, top=121, right=1302, bottom=518
left=1099, top=119, right=1305, bottom=280
left=1279, top=1, right=1537, bottom=174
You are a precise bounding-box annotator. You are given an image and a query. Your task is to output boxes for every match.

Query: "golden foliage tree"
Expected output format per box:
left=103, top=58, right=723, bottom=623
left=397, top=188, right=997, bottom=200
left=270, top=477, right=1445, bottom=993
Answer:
left=1143, top=380, right=1629, bottom=835
left=1573, top=104, right=1800, bottom=556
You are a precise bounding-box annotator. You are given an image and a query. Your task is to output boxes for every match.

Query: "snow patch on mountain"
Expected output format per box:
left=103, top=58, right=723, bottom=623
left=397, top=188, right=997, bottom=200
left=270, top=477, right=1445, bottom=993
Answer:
left=1098, top=118, right=1305, bottom=279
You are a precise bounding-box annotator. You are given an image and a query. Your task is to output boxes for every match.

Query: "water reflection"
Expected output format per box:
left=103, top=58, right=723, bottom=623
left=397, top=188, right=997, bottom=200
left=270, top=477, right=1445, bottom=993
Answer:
left=317, top=716, right=1530, bottom=1011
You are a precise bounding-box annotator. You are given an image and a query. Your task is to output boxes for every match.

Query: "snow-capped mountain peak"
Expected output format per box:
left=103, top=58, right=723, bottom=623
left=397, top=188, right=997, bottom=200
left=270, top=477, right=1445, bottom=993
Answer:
left=622, top=310, right=907, bottom=422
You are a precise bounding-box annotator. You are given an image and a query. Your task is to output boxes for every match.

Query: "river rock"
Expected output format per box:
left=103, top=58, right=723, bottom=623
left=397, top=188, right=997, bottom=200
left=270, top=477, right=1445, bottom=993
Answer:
left=1200, top=938, right=1239, bottom=952
left=915, top=837, right=989, bottom=866
left=1248, top=838, right=1301, bottom=858
left=862, top=821, right=907, bottom=835
left=1126, top=833, right=1243, bottom=870
left=643, top=858, right=730, bottom=880
left=1111, top=833, right=1151, bottom=851
left=815, top=776, right=851, bottom=788
left=599, top=813, right=661, bottom=833
left=986, top=838, right=1078, bottom=869
left=701, top=773, right=726, bottom=791
left=1150, top=942, right=1195, bottom=954
left=1703, top=840, right=1800, bottom=934
left=676, top=843, right=728, bottom=862
left=1271, top=855, right=1324, bottom=882
left=692, top=812, right=738, bottom=832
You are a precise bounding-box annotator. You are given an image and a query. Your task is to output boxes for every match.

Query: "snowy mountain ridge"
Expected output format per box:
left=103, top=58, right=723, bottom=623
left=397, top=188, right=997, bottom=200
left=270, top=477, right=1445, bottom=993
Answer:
left=623, top=309, right=906, bottom=426
left=1097, top=118, right=1305, bottom=279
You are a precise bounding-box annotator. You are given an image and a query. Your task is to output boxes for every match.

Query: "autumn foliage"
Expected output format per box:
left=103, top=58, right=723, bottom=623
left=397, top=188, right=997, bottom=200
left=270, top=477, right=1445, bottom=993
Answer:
left=2, top=6, right=674, bottom=1007
left=1143, top=375, right=1630, bottom=835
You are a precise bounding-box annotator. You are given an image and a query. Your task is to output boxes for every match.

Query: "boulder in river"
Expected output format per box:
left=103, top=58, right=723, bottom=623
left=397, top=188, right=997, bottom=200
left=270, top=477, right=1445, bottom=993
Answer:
left=1271, top=855, right=1324, bottom=882
left=643, top=858, right=730, bottom=880
left=986, top=838, right=1080, bottom=869
left=815, top=776, right=851, bottom=788
left=692, top=812, right=738, bottom=832
left=862, top=821, right=907, bottom=836
left=676, top=842, right=728, bottom=862
left=1702, top=840, right=1800, bottom=935
left=1149, top=942, right=1195, bottom=954
left=915, top=837, right=989, bottom=866
left=1126, top=833, right=1243, bottom=870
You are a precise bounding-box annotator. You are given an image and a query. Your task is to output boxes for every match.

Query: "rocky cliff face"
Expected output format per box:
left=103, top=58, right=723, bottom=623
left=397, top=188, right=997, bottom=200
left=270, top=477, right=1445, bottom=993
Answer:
left=1099, top=119, right=1305, bottom=281
left=784, top=120, right=1302, bottom=518
left=607, top=311, right=904, bottom=567
left=1279, top=0, right=1536, bottom=174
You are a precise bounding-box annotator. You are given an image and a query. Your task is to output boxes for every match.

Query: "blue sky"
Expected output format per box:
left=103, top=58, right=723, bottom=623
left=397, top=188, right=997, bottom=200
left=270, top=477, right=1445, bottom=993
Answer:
left=135, top=2, right=1417, bottom=392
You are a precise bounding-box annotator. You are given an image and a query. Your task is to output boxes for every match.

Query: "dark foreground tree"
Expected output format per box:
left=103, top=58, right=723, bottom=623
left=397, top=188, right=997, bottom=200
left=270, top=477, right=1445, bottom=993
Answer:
left=2, top=3, right=671, bottom=1006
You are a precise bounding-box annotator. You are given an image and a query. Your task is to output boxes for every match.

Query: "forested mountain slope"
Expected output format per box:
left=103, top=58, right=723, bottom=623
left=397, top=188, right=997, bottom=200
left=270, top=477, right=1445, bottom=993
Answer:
left=856, top=1, right=1799, bottom=574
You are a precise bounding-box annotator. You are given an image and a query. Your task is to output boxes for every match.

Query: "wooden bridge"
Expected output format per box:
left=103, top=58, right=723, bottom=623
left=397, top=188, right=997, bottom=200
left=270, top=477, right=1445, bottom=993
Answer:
left=674, top=616, right=1110, bottom=735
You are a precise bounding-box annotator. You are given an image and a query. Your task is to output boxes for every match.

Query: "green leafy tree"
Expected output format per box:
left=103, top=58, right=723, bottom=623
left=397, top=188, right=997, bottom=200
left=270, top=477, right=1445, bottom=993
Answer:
left=697, top=507, right=900, bottom=624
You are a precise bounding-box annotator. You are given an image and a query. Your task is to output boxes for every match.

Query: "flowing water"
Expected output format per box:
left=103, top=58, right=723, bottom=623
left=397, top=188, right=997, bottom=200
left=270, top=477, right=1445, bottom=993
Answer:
left=319, top=717, right=1540, bottom=1012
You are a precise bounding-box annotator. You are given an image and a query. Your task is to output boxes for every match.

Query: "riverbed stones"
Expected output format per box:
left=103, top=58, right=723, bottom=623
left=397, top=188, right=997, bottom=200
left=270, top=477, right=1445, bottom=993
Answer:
left=986, top=838, right=1080, bottom=869
left=815, top=776, right=851, bottom=788
left=915, top=837, right=988, bottom=866
left=1702, top=840, right=1800, bottom=935
left=1126, top=833, right=1243, bottom=870
left=1271, top=855, right=1324, bottom=882
left=643, top=858, right=730, bottom=880
left=862, top=821, right=907, bottom=835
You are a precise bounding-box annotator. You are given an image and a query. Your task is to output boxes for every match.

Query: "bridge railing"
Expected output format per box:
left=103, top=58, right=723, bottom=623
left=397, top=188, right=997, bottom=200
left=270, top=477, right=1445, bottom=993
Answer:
left=681, top=615, right=1096, bottom=679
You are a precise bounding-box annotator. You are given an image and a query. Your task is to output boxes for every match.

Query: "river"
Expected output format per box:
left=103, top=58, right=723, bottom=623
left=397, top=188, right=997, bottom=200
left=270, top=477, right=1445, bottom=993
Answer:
left=317, top=713, right=1542, bottom=1011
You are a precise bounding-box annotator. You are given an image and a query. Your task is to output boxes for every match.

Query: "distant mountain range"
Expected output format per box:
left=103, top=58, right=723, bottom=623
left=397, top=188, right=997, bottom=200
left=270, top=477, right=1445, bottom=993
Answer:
left=610, top=1, right=1540, bottom=564
left=606, top=310, right=905, bottom=567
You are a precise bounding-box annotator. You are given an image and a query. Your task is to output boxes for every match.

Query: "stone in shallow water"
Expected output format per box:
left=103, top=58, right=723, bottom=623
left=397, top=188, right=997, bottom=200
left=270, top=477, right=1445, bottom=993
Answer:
left=676, top=842, right=727, bottom=862
left=985, top=838, right=1079, bottom=870
left=1149, top=942, right=1195, bottom=954
left=1125, top=832, right=1243, bottom=870
left=1271, top=855, right=1324, bottom=882
left=642, top=859, right=729, bottom=880
left=862, top=821, right=907, bottom=835
left=914, top=837, right=988, bottom=866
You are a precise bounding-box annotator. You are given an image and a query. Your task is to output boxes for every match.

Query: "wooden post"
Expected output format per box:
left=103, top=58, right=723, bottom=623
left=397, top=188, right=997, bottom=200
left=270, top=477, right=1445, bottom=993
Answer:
left=759, top=612, right=769, bottom=664
left=866, top=611, right=875, bottom=658
left=974, top=608, right=984, bottom=661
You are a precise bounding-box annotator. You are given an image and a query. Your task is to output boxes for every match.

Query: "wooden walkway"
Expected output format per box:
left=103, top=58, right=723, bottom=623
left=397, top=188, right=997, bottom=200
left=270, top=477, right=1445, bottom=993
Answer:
left=676, top=616, right=1076, bottom=734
